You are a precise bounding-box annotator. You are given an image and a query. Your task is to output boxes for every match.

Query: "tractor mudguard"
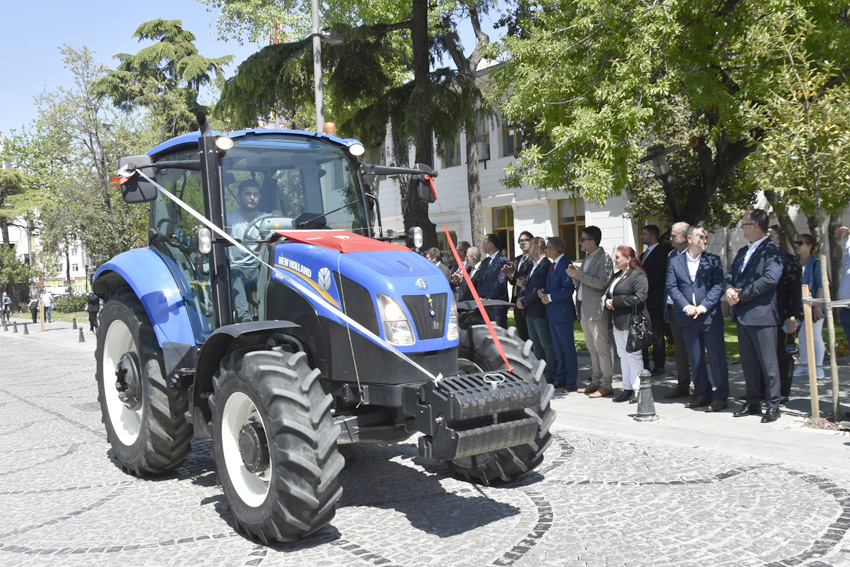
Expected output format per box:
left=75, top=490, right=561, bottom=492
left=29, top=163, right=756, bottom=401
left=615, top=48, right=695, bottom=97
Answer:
left=93, top=248, right=196, bottom=347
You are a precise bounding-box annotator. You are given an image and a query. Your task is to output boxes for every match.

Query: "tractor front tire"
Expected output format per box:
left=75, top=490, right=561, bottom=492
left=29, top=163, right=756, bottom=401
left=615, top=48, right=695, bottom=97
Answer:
left=210, top=348, right=344, bottom=544
left=451, top=325, right=555, bottom=484
left=95, top=287, right=192, bottom=476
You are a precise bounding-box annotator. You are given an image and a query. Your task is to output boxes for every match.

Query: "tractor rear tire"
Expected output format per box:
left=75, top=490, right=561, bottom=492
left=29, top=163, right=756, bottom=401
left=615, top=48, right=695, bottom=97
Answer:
left=95, top=287, right=192, bottom=476
left=210, top=348, right=344, bottom=543
left=451, top=325, right=555, bottom=484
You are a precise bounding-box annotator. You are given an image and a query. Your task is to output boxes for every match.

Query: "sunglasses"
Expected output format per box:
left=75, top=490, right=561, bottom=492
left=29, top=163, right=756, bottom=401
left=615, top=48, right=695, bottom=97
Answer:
left=794, top=240, right=806, bottom=246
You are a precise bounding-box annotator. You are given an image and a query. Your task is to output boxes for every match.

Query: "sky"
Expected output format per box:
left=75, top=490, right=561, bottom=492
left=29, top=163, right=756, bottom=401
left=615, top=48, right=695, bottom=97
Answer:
left=0, top=0, right=262, bottom=136
left=0, top=0, right=497, bottom=138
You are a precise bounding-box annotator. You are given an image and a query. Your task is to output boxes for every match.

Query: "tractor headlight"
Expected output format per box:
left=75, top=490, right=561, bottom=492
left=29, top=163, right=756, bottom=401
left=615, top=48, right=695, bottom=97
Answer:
left=377, top=294, right=415, bottom=345
left=447, top=296, right=459, bottom=340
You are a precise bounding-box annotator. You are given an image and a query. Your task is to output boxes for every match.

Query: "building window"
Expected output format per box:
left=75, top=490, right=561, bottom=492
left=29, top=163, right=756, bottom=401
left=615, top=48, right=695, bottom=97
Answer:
left=557, top=198, right=586, bottom=261
left=492, top=206, right=515, bottom=258
left=443, top=138, right=461, bottom=167
left=72, top=264, right=79, bottom=272
left=502, top=120, right=522, bottom=157
left=70, top=247, right=78, bottom=257
left=476, top=112, right=490, bottom=160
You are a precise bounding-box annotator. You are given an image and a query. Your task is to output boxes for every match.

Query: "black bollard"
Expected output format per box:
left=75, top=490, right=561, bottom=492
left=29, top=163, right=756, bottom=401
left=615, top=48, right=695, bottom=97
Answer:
left=23, top=323, right=28, bottom=335
left=72, top=317, right=77, bottom=330
left=78, top=327, right=85, bottom=343
left=13, top=321, right=18, bottom=333
left=633, top=369, right=659, bottom=422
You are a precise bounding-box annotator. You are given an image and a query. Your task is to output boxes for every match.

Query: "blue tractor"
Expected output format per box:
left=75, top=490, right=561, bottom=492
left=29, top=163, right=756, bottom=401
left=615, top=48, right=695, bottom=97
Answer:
left=93, top=115, right=554, bottom=543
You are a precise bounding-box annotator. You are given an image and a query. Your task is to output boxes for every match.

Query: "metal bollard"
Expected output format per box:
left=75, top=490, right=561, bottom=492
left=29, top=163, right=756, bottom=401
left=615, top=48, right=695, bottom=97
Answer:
left=633, top=368, right=659, bottom=422
left=78, top=328, right=86, bottom=343
left=2, top=319, right=6, bottom=331
left=23, top=324, right=28, bottom=335
left=13, top=321, right=18, bottom=333
left=72, top=317, right=77, bottom=330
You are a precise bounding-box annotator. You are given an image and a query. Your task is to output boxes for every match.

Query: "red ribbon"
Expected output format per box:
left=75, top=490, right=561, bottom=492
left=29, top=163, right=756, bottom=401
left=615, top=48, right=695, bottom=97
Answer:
left=432, top=185, right=514, bottom=373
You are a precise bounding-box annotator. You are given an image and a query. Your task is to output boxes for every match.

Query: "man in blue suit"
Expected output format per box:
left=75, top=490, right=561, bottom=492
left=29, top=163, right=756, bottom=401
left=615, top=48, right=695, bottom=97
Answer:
left=667, top=226, right=729, bottom=412
left=538, top=236, right=578, bottom=390
left=517, top=237, right=556, bottom=384
left=477, top=233, right=511, bottom=327
left=725, top=209, right=785, bottom=423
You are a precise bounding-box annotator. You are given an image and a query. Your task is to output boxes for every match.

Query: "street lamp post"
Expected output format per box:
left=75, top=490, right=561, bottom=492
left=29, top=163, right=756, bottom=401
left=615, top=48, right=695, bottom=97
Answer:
left=309, top=0, right=344, bottom=132
left=640, top=143, right=680, bottom=221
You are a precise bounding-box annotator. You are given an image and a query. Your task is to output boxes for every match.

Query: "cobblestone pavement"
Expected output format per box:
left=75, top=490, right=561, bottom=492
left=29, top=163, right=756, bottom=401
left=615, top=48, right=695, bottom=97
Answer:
left=3, top=326, right=850, bottom=566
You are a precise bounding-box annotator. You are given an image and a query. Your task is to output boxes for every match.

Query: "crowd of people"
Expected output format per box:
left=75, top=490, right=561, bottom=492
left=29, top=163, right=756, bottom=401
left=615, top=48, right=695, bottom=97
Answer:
left=435, top=209, right=850, bottom=423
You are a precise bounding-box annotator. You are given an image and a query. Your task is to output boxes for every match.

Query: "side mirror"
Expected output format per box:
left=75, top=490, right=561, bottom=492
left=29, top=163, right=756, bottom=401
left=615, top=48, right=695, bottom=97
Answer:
left=416, top=175, right=436, bottom=204
left=117, top=155, right=158, bottom=203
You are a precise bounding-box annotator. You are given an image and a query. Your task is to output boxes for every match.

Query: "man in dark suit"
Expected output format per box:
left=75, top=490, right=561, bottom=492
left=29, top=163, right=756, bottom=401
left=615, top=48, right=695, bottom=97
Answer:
left=502, top=231, right=534, bottom=341
left=667, top=226, right=729, bottom=412
left=517, top=237, right=556, bottom=383
left=538, top=236, right=578, bottom=390
left=477, top=233, right=511, bottom=327
left=640, top=225, right=672, bottom=375
left=758, top=225, right=802, bottom=403
left=725, top=209, right=785, bottom=423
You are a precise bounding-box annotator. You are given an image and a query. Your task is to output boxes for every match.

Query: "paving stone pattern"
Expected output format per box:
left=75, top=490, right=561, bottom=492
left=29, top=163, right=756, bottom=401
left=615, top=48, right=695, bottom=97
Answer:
left=2, top=333, right=850, bottom=566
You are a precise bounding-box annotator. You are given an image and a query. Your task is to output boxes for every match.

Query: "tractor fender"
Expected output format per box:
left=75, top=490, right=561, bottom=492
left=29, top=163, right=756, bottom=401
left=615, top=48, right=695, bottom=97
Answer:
left=93, top=248, right=196, bottom=347
left=191, top=321, right=300, bottom=439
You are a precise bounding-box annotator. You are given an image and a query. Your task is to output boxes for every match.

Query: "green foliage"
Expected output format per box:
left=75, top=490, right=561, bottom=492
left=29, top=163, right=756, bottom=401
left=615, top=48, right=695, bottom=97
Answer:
left=487, top=0, right=848, bottom=226
left=92, top=19, right=233, bottom=142
left=0, top=245, right=30, bottom=287
left=742, top=11, right=850, bottom=218
left=55, top=294, right=87, bottom=313
left=3, top=46, right=153, bottom=277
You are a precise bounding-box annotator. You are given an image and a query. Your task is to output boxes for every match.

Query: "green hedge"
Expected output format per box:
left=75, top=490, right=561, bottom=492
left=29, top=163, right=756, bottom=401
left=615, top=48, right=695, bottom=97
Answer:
left=55, top=295, right=88, bottom=313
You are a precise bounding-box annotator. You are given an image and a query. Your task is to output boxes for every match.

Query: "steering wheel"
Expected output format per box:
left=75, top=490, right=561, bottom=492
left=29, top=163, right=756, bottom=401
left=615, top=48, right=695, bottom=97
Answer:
left=240, top=212, right=288, bottom=253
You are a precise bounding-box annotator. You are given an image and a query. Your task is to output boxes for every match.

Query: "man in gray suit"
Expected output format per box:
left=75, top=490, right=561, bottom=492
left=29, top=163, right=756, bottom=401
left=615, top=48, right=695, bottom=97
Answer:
left=567, top=226, right=615, bottom=397
left=725, top=209, right=785, bottom=423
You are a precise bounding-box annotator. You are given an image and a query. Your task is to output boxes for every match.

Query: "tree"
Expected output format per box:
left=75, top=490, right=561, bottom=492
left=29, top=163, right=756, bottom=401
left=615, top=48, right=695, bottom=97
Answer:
left=4, top=46, right=151, bottom=275
left=0, top=169, right=30, bottom=245
left=92, top=19, right=233, bottom=142
left=212, top=0, right=484, bottom=249
left=487, top=0, right=847, bottom=227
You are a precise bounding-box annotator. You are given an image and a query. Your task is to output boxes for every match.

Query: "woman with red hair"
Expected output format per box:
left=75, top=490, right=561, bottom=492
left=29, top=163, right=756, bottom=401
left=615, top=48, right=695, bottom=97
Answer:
left=605, top=246, right=650, bottom=402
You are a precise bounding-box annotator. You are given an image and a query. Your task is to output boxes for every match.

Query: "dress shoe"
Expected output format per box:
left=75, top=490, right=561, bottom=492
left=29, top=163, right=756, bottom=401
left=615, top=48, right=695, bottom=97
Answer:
left=553, top=381, right=566, bottom=389
left=579, top=383, right=599, bottom=394
left=564, top=384, right=578, bottom=393
left=613, top=390, right=634, bottom=403
left=733, top=403, right=763, bottom=417
left=664, top=386, right=691, bottom=399
left=705, top=400, right=728, bottom=412
left=650, top=367, right=666, bottom=377
left=685, top=396, right=712, bottom=409
left=761, top=407, right=781, bottom=423
left=588, top=386, right=613, bottom=398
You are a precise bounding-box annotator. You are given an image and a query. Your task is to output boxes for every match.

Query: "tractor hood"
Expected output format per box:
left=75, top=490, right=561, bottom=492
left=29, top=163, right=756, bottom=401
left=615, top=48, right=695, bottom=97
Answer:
left=270, top=230, right=456, bottom=353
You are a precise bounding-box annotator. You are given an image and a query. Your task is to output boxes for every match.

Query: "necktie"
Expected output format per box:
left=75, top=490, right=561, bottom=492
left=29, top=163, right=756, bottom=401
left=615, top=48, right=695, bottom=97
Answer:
left=549, top=262, right=555, bottom=280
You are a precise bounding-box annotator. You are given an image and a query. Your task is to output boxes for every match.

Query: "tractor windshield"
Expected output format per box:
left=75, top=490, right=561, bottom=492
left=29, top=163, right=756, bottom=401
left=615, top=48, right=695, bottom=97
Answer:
left=220, top=134, right=368, bottom=235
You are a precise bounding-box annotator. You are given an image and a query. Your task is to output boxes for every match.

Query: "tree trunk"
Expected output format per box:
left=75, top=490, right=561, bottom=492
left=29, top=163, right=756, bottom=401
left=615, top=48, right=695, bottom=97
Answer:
left=0, top=217, right=9, bottom=246
left=406, top=0, right=438, bottom=250
left=828, top=212, right=843, bottom=300
left=464, top=134, right=485, bottom=247
left=763, top=189, right=798, bottom=253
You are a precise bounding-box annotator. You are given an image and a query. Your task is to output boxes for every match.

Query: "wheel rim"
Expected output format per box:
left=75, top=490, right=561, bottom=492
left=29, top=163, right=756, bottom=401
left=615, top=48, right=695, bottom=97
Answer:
left=221, top=391, right=271, bottom=507
left=102, top=319, right=143, bottom=445
left=458, top=357, right=484, bottom=374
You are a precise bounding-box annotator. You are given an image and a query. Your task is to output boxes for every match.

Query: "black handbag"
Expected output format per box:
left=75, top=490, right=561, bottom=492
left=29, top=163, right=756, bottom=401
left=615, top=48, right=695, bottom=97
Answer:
left=626, top=302, right=653, bottom=353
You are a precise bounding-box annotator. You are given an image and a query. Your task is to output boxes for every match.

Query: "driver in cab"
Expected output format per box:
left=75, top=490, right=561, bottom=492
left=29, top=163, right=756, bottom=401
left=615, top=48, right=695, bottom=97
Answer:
left=225, top=180, right=268, bottom=323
